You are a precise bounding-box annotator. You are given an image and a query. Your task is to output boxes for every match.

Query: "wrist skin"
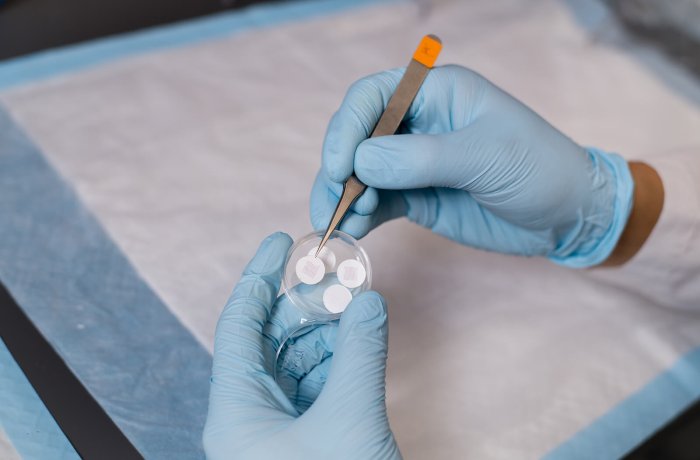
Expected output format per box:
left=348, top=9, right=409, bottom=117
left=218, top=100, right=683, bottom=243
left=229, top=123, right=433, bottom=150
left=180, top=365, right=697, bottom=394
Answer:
left=600, top=161, right=665, bottom=267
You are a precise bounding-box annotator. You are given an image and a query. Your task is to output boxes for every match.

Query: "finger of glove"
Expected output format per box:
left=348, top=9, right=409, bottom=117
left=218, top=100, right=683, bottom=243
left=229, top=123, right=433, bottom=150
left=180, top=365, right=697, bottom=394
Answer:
left=276, top=323, right=337, bottom=381
left=210, top=232, right=294, bottom=411
left=294, top=357, right=332, bottom=413
left=275, top=323, right=337, bottom=412
left=311, top=171, right=379, bottom=217
left=263, top=295, right=306, bottom=357
left=310, top=180, right=408, bottom=239
left=310, top=292, right=389, bottom=421
left=354, top=131, right=470, bottom=190
left=323, top=69, right=405, bottom=183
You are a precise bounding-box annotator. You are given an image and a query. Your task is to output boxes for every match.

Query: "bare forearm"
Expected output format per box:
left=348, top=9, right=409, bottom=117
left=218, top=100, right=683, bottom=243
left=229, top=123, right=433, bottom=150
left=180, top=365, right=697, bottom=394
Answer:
left=601, top=161, right=665, bottom=267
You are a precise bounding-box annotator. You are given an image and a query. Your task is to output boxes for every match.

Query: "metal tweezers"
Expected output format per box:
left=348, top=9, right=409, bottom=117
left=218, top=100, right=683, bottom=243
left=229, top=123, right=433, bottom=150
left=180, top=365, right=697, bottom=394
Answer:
left=316, top=34, right=443, bottom=256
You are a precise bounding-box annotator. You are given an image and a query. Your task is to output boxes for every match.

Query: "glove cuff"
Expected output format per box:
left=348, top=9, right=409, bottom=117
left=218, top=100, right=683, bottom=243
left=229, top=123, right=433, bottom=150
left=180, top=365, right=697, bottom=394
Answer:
left=548, top=147, right=634, bottom=268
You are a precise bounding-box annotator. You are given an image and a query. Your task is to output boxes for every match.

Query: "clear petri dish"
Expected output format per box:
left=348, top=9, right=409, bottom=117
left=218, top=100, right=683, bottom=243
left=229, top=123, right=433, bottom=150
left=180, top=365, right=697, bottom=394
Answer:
left=274, top=320, right=336, bottom=386
left=282, top=230, right=372, bottom=320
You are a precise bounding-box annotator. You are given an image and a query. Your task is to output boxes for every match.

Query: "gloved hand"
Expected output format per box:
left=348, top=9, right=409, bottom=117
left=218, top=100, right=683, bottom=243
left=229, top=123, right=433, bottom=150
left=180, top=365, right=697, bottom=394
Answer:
left=310, top=65, right=634, bottom=267
left=203, top=232, right=401, bottom=460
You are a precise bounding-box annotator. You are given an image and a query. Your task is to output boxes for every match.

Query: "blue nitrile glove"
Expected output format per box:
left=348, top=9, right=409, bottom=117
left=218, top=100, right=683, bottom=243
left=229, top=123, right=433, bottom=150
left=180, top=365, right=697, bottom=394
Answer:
left=203, top=232, right=400, bottom=460
left=310, top=65, right=634, bottom=268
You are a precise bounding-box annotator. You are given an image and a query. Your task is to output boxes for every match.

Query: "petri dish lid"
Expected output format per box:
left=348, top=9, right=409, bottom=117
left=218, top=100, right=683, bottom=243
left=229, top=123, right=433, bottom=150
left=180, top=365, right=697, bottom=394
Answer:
left=282, top=230, right=372, bottom=320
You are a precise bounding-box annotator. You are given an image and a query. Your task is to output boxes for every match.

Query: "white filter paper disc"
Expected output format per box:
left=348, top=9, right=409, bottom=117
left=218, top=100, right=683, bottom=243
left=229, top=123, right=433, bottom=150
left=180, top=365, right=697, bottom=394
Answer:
left=322, top=284, right=353, bottom=313
left=337, top=259, right=367, bottom=289
left=307, top=246, right=337, bottom=270
left=295, top=255, right=326, bottom=285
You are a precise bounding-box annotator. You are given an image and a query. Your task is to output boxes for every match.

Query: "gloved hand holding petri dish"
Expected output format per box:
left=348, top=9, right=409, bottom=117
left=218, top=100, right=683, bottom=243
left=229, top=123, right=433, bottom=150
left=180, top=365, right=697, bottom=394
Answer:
left=283, top=230, right=372, bottom=320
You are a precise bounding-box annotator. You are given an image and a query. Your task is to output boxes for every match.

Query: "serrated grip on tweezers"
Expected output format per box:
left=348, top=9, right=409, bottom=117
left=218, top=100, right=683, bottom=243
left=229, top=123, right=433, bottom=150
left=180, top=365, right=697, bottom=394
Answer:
left=316, top=35, right=442, bottom=256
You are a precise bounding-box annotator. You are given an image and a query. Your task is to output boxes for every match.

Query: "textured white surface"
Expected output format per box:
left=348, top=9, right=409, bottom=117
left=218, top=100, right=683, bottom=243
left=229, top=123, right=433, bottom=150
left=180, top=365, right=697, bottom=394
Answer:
left=3, top=0, right=700, bottom=458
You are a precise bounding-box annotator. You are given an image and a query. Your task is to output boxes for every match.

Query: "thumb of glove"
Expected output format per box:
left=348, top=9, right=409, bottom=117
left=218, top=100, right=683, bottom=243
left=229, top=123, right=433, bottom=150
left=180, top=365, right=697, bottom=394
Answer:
left=309, top=291, right=392, bottom=428
left=355, top=131, right=469, bottom=190
left=292, top=292, right=401, bottom=459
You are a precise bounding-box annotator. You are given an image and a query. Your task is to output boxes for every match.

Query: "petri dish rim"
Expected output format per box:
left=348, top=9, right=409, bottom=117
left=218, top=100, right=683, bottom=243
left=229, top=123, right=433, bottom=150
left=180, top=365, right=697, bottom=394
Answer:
left=282, top=230, right=372, bottom=321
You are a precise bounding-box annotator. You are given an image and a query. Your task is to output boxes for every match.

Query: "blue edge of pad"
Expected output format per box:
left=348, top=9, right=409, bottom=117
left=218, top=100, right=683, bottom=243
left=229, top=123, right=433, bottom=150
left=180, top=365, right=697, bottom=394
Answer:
left=1, top=0, right=699, bottom=458
left=0, top=338, right=79, bottom=460
left=0, top=106, right=213, bottom=458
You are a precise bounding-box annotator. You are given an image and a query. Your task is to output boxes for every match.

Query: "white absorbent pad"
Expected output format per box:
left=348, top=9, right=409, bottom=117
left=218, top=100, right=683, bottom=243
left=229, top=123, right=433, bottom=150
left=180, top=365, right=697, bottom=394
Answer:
left=2, top=0, right=700, bottom=458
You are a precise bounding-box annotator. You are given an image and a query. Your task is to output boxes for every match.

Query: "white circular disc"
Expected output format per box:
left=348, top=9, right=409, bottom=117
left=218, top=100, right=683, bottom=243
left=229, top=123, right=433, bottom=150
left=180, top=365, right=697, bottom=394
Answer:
left=295, top=255, right=326, bottom=285
left=307, top=246, right=336, bottom=270
left=322, top=284, right=353, bottom=314
left=336, top=259, right=367, bottom=289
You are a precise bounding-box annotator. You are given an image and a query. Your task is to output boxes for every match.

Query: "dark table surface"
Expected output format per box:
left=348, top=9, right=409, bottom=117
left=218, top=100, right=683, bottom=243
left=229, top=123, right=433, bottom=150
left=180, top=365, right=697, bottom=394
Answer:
left=1, top=0, right=699, bottom=458
left=0, top=0, right=257, bottom=60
